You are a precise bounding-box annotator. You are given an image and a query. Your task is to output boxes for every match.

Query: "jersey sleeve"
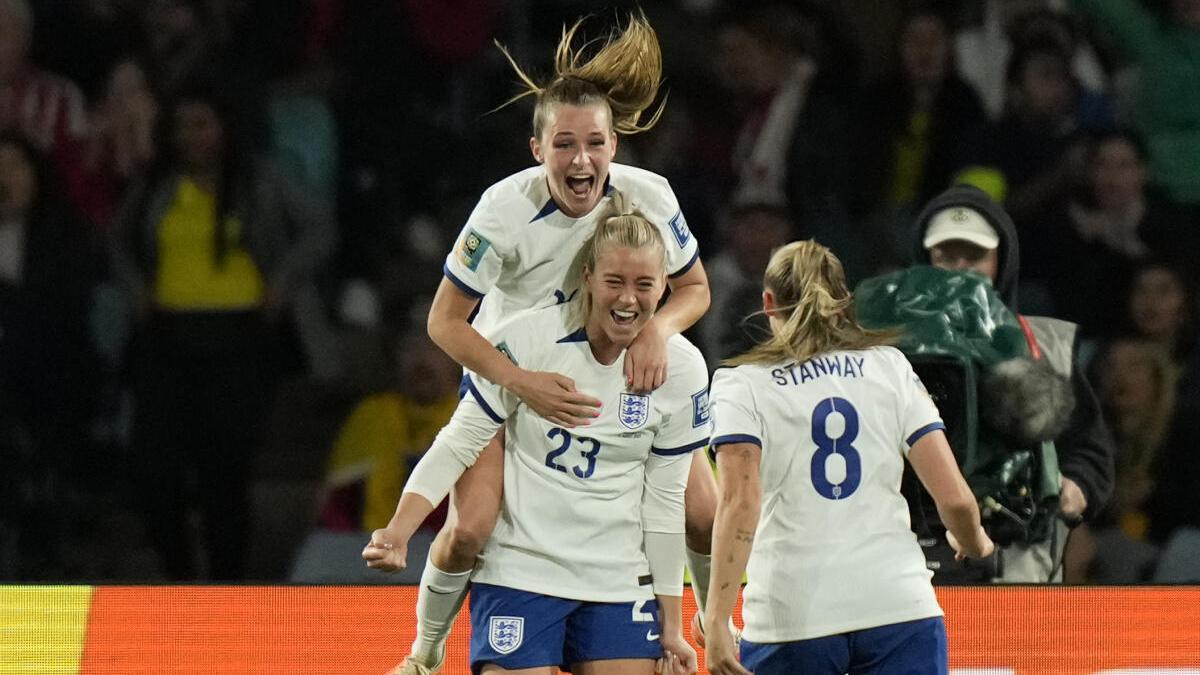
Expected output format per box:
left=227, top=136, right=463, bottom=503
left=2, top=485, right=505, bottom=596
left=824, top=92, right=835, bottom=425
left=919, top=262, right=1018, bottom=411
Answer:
left=465, top=307, right=547, bottom=418
left=893, top=350, right=945, bottom=455
left=650, top=342, right=711, bottom=457
left=636, top=179, right=700, bottom=279
left=709, top=367, right=764, bottom=452
left=443, top=192, right=507, bottom=299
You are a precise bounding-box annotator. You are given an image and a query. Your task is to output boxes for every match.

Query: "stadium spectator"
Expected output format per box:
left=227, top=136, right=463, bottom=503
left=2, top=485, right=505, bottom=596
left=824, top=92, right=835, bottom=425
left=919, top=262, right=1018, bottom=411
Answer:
left=318, top=325, right=459, bottom=534
left=956, top=0, right=1111, bottom=120
left=365, top=209, right=704, bottom=675
left=109, top=84, right=336, bottom=580
left=694, top=202, right=794, bottom=366
left=0, top=132, right=101, bottom=479
left=711, top=4, right=863, bottom=278
left=1120, top=259, right=1200, bottom=408
left=1071, top=0, right=1200, bottom=208
left=0, top=132, right=102, bottom=578
left=383, top=12, right=719, bottom=675
left=701, top=239, right=994, bottom=675
left=78, top=57, right=159, bottom=228
left=851, top=6, right=988, bottom=267
left=912, top=184, right=1114, bottom=581
left=0, top=0, right=90, bottom=215
left=1063, top=338, right=1175, bottom=582
left=1037, top=129, right=1183, bottom=336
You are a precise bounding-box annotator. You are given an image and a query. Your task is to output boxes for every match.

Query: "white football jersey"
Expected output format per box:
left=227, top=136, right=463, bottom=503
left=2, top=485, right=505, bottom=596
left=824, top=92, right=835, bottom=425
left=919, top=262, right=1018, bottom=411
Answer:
left=709, top=346, right=945, bottom=642
left=443, top=162, right=700, bottom=336
left=453, top=305, right=711, bottom=602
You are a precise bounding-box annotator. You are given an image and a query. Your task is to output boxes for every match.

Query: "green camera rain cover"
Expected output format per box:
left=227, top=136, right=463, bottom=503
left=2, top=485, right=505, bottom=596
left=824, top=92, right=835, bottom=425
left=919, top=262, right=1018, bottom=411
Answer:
left=855, top=265, right=1060, bottom=544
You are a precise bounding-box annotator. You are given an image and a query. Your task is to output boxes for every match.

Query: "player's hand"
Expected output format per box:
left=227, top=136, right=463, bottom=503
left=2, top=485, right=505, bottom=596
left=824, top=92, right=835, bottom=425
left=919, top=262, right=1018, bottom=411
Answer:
left=947, top=527, right=995, bottom=561
left=510, top=369, right=602, bottom=428
left=1059, top=476, right=1088, bottom=524
left=657, top=631, right=698, bottom=675
left=626, top=320, right=668, bottom=393
left=362, top=528, right=410, bottom=572
left=701, top=619, right=750, bottom=675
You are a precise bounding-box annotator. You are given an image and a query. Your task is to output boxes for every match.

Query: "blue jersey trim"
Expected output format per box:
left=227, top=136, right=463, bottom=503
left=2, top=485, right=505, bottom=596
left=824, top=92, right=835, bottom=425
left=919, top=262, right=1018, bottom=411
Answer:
left=443, top=263, right=486, bottom=299
left=556, top=327, right=589, bottom=343
left=906, top=421, right=946, bottom=447
left=465, top=375, right=505, bottom=424
left=530, top=198, right=559, bottom=222
left=651, top=438, right=709, bottom=456
left=668, top=248, right=700, bottom=279
left=711, top=433, right=762, bottom=449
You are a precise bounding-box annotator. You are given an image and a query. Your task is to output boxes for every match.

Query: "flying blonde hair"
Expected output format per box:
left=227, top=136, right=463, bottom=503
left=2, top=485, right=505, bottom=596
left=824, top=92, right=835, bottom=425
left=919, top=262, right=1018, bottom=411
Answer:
left=726, top=240, right=897, bottom=367
left=496, top=10, right=666, bottom=138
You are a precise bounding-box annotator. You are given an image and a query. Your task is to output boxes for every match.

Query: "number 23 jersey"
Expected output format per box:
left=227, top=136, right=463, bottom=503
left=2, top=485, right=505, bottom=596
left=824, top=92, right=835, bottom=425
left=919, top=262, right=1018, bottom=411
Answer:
left=710, top=346, right=945, bottom=642
left=467, top=304, right=711, bottom=602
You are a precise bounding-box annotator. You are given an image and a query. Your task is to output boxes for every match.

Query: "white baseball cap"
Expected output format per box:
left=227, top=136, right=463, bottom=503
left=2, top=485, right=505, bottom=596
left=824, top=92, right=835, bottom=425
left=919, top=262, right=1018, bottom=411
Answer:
left=922, top=207, right=1000, bottom=250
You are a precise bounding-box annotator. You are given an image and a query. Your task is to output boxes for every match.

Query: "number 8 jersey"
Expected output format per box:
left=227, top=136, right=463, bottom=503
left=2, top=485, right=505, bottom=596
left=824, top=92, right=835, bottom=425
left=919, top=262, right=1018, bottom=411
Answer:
left=709, top=346, right=946, bottom=643
left=460, top=305, right=711, bottom=602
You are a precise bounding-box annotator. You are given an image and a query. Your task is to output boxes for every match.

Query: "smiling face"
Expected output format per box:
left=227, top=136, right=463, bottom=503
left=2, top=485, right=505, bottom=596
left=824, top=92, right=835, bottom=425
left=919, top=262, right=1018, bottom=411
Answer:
left=583, top=244, right=666, bottom=362
left=530, top=102, right=617, bottom=218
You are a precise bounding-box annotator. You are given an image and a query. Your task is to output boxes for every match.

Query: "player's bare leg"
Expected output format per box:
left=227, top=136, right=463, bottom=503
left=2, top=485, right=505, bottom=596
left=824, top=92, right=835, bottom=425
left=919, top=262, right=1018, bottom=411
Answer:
left=396, top=430, right=505, bottom=674
left=683, top=450, right=716, bottom=627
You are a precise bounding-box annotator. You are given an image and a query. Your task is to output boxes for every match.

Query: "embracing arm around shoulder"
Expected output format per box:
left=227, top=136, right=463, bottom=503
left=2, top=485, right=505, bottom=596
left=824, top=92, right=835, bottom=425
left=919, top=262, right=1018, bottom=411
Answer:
left=427, top=278, right=601, bottom=427
left=626, top=260, right=710, bottom=392
left=907, top=429, right=994, bottom=560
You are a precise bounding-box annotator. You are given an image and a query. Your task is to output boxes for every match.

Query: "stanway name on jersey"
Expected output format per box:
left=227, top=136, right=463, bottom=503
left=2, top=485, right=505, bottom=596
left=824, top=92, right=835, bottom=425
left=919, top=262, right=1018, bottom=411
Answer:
left=772, top=354, right=866, bottom=386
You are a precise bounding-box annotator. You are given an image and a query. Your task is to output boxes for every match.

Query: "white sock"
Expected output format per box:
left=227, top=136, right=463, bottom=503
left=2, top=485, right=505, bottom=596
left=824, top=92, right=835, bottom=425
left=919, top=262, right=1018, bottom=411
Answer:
left=685, top=547, right=712, bottom=623
left=411, top=557, right=471, bottom=667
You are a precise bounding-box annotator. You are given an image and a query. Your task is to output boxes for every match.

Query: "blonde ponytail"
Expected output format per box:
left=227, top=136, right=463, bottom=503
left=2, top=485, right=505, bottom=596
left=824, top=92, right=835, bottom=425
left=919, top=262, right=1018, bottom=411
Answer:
left=726, top=240, right=897, bottom=367
left=496, top=10, right=666, bottom=138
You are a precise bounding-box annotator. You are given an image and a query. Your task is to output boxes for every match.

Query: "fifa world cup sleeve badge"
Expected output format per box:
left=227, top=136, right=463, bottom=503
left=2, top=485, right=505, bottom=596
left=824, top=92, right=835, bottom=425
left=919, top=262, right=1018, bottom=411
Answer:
left=458, top=228, right=492, bottom=271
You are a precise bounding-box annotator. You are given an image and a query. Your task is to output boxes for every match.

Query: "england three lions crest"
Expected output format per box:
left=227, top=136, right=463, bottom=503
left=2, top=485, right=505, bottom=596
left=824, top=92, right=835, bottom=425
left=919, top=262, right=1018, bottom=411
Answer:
left=619, top=393, right=650, bottom=430
left=489, top=616, right=524, bottom=654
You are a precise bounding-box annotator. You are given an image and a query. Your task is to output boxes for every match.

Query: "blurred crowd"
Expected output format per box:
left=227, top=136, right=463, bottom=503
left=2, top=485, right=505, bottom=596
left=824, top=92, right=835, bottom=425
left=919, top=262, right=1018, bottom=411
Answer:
left=0, top=0, right=1198, bottom=583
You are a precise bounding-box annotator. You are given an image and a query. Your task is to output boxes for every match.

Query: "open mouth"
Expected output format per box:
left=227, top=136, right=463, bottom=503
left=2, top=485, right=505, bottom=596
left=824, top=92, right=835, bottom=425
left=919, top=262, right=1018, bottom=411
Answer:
left=566, top=175, right=594, bottom=197
left=611, top=308, right=638, bottom=326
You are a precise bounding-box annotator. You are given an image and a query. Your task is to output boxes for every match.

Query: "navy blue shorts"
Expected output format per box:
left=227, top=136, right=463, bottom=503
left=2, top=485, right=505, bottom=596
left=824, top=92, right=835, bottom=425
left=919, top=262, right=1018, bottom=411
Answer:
left=469, top=583, right=663, bottom=673
left=739, top=616, right=947, bottom=675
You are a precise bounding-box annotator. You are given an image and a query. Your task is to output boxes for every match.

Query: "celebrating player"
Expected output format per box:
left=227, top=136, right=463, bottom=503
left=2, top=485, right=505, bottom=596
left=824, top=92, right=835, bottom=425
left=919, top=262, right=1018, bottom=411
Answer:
left=365, top=210, right=707, bottom=675
left=700, top=240, right=994, bottom=675
left=384, top=11, right=716, bottom=675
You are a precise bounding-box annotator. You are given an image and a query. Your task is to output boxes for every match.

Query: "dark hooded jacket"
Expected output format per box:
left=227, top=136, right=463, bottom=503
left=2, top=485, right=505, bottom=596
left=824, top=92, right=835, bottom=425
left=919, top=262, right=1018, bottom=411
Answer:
left=912, top=185, right=1115, bottom=522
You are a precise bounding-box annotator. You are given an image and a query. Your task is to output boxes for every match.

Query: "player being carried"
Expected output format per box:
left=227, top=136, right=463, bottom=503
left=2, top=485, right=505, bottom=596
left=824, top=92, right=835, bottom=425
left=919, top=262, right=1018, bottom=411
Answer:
left=365, top=208, right=707, bottom=675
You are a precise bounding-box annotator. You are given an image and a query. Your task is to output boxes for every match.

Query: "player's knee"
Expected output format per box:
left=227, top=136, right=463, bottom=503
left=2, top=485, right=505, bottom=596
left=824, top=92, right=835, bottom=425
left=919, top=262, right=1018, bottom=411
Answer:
left=445, top=520, right=490, bottom=562
left=684, top=508, right=714, bottom=553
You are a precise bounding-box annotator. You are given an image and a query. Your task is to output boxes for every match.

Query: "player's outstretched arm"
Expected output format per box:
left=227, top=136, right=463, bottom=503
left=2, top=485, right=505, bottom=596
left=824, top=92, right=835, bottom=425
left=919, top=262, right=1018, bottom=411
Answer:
left=362, top=491, right=437, bottom=572
left=428, top=277, right=601, bottom=427
left=704, top=441, right=759, bottom=675
left=908, top=429, right=995, bottom=560
left=362, top=395, right=503, bottom=571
